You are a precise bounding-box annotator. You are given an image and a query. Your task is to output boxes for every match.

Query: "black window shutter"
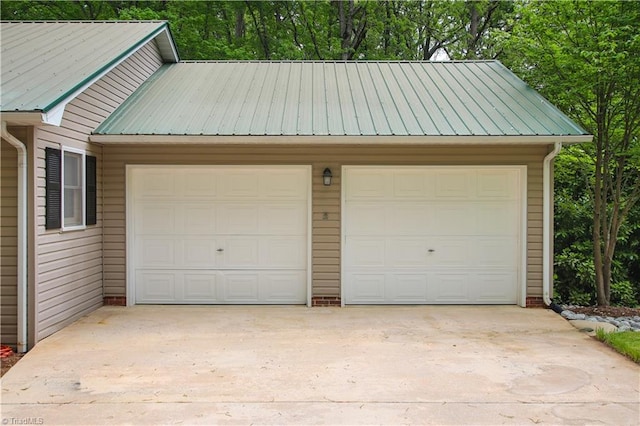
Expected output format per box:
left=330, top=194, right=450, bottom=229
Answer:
left=45, top=147, right=62, bottom=229
left=86, top=155, right=97, bottom=225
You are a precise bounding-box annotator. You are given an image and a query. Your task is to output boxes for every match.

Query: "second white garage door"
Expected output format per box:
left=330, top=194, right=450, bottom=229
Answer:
left=343, top=166, right=525, bottom=304
left=128, top=166, right=310, bottom=304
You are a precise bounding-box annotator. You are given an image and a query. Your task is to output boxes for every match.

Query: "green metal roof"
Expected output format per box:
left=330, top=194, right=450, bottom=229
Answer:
left=95, top=60, right=589, bottom=138
left=1, top=21, right=178, bottom=114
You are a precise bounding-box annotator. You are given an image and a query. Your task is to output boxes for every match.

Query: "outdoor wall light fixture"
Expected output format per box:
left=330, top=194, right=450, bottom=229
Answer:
left=323, top=168, right=333, bottom=186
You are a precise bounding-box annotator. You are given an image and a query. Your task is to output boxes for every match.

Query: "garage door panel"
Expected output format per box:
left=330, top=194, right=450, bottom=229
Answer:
left=259, top=171, right=308, bottom=199
left=473, top=273, right=518, bottom=303
left=219, top=172, right=260, bottom=199
left=259, top=204, right=306, bottom=235
left=218, top=204, right=259, bottom=234
left=183, top=273, right=219, bottom=302
left=393, top=171, right=430, bottom=198
left=348, top=274, right=386, bottom=303
left=389, top=274, right=428, bottom=302
left=435, top=171, right=473, bottom=199
left=476, top=203, right=518, bottom=235
left=346, top=171, right=391, bottom=200
left=183, top=171, right=218, bottom=198
left=222, top=272, right=260, bottom=302
left=429, top=238, right=470, bottom=267
left=430, top=273, right=470, bottom=302
left=386, top=239, right=429, bottom=267
left=345, top=204, right=386, bottom=235
left=477, top=170, right=517, bottom=199
left=474, top=238, right=518, bottom=267
left=224, top=239, right=260, bottom=268
left=184, top=239, right=219, bottom=268
left=433, top=204, right=474, bottom=235
left=136, top=272, right=176, bottom=302
left=133, top=170, right=175, bottom=198
left=346, top=238, right=385, bottom=266
left=260, top=272, right=307, bottom=302
left=347, top=203, right=433, bottom=236
left=138, top=238, right=176, bottom=267
left=135, top=205, right=175, bottom=234
left=388, top=204, right=430, bottom=235
left=260, top=237, right=306, bottom=268
left=183, top=206, right=216, bottom=234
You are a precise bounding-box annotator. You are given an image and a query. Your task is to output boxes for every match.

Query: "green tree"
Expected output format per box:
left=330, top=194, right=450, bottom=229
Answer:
left=504, top=0, right=640, bottom=306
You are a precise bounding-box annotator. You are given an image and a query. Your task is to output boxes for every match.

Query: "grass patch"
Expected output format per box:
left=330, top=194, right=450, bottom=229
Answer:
left=595, top=329, right=640, bottom=363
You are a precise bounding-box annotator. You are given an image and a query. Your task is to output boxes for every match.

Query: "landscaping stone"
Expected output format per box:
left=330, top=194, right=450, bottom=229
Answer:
left=568, top=320, right=618, bottom=336
left=560, top=307, right=640, bottom=333
left=561, top=311, right=586, bottom=320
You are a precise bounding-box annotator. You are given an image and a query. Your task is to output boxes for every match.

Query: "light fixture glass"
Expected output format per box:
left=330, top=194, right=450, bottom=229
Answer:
left=323, top=168, right=332, bottom=186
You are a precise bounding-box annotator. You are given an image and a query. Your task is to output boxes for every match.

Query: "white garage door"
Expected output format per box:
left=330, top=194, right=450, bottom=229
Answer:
left=129, top=166, right=309, bottom=304
left=344, top=166, right=524, bottom=304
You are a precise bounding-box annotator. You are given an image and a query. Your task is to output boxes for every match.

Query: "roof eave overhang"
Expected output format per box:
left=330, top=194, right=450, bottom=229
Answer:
left=89, top=134, right=594, bottom=145
left=0, top=109, right=64, bottom=126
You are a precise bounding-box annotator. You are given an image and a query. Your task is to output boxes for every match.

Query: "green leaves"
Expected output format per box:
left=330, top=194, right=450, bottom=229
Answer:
left=1, top=0, right=517, bottom=61
left=504, top=0, right=640, bottom=306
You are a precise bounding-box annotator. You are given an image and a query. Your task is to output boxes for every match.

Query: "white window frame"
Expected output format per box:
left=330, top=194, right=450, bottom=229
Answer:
left=61, top=146, right=86, bottom=231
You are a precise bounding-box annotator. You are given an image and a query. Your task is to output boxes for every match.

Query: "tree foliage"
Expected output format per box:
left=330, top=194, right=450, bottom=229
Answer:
left=0, top=0, right=516, bottom=61
left=503, top=0, right=640, bottom=306
left=1, top=0, right=638, bottom=306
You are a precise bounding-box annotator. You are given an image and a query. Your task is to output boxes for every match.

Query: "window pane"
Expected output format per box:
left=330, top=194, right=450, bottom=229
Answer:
left=63, top=151, right=83, bottom=227
left=64, top=152, right=80, bottom=186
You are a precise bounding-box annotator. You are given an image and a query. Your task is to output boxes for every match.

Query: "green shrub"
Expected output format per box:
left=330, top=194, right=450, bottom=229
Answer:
left=611, top=281, right=637, bottom=307
left=568, top=288, right=594, bottom=306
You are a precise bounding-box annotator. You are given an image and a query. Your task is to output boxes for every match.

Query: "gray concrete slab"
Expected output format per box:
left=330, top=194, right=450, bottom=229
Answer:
left=1, top=306, right=638, bottom=425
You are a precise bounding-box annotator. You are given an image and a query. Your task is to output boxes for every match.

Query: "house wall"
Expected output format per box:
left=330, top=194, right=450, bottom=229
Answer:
left=1, top=134, right=23, bottom=348
left=101, top=143, right=548, bottom=304
left=33, top=41, right=164, bottom=342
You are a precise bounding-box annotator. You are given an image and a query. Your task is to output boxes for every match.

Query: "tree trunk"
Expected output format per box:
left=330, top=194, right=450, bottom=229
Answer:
left=235, top=5, right=245, bottom=40
left=383, top=1, right=391, bottom=56
left=338, top=0, right=353, bottom=60
left=245, top=1, right=269, bottom=59
left=593, top=96, right=610, bottom=306
left=465, top=1, right=479, bottom=59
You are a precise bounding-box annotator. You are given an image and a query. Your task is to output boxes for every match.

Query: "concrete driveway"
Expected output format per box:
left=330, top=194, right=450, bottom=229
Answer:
left=1, top=306, right=638, bottom=425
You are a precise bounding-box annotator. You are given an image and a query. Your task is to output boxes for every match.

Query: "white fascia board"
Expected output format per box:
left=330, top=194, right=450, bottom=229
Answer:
left=1, top=107, right=75, bottom=126
left=90, top=134, right=594, bottom=145
left=41, top=103, right=67, bottom=126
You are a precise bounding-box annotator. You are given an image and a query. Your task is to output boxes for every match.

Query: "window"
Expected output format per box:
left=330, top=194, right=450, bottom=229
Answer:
left=63, top=150, right=83, bottom=227
left=45, top=147, right=97, bottom=230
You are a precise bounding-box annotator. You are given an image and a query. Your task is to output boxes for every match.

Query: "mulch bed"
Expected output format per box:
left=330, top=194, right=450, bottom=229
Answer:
left=568, top=305, right=640, bottom=318
left=1, top=352, right=24, bottom=377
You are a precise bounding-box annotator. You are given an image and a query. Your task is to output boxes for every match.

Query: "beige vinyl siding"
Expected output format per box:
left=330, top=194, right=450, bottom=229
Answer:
left=1, top=136, right=20, bottom=347
left=527, top=167, right=544, bottom=297
left=33, top=41, right=164, bottom=341
left=102, top=143, right=547, bottom=301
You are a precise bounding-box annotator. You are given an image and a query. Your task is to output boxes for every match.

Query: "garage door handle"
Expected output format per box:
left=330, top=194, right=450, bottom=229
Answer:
left=217, top=248, right=224, bottom=252
left=428, top=249, right=435, bottom=253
